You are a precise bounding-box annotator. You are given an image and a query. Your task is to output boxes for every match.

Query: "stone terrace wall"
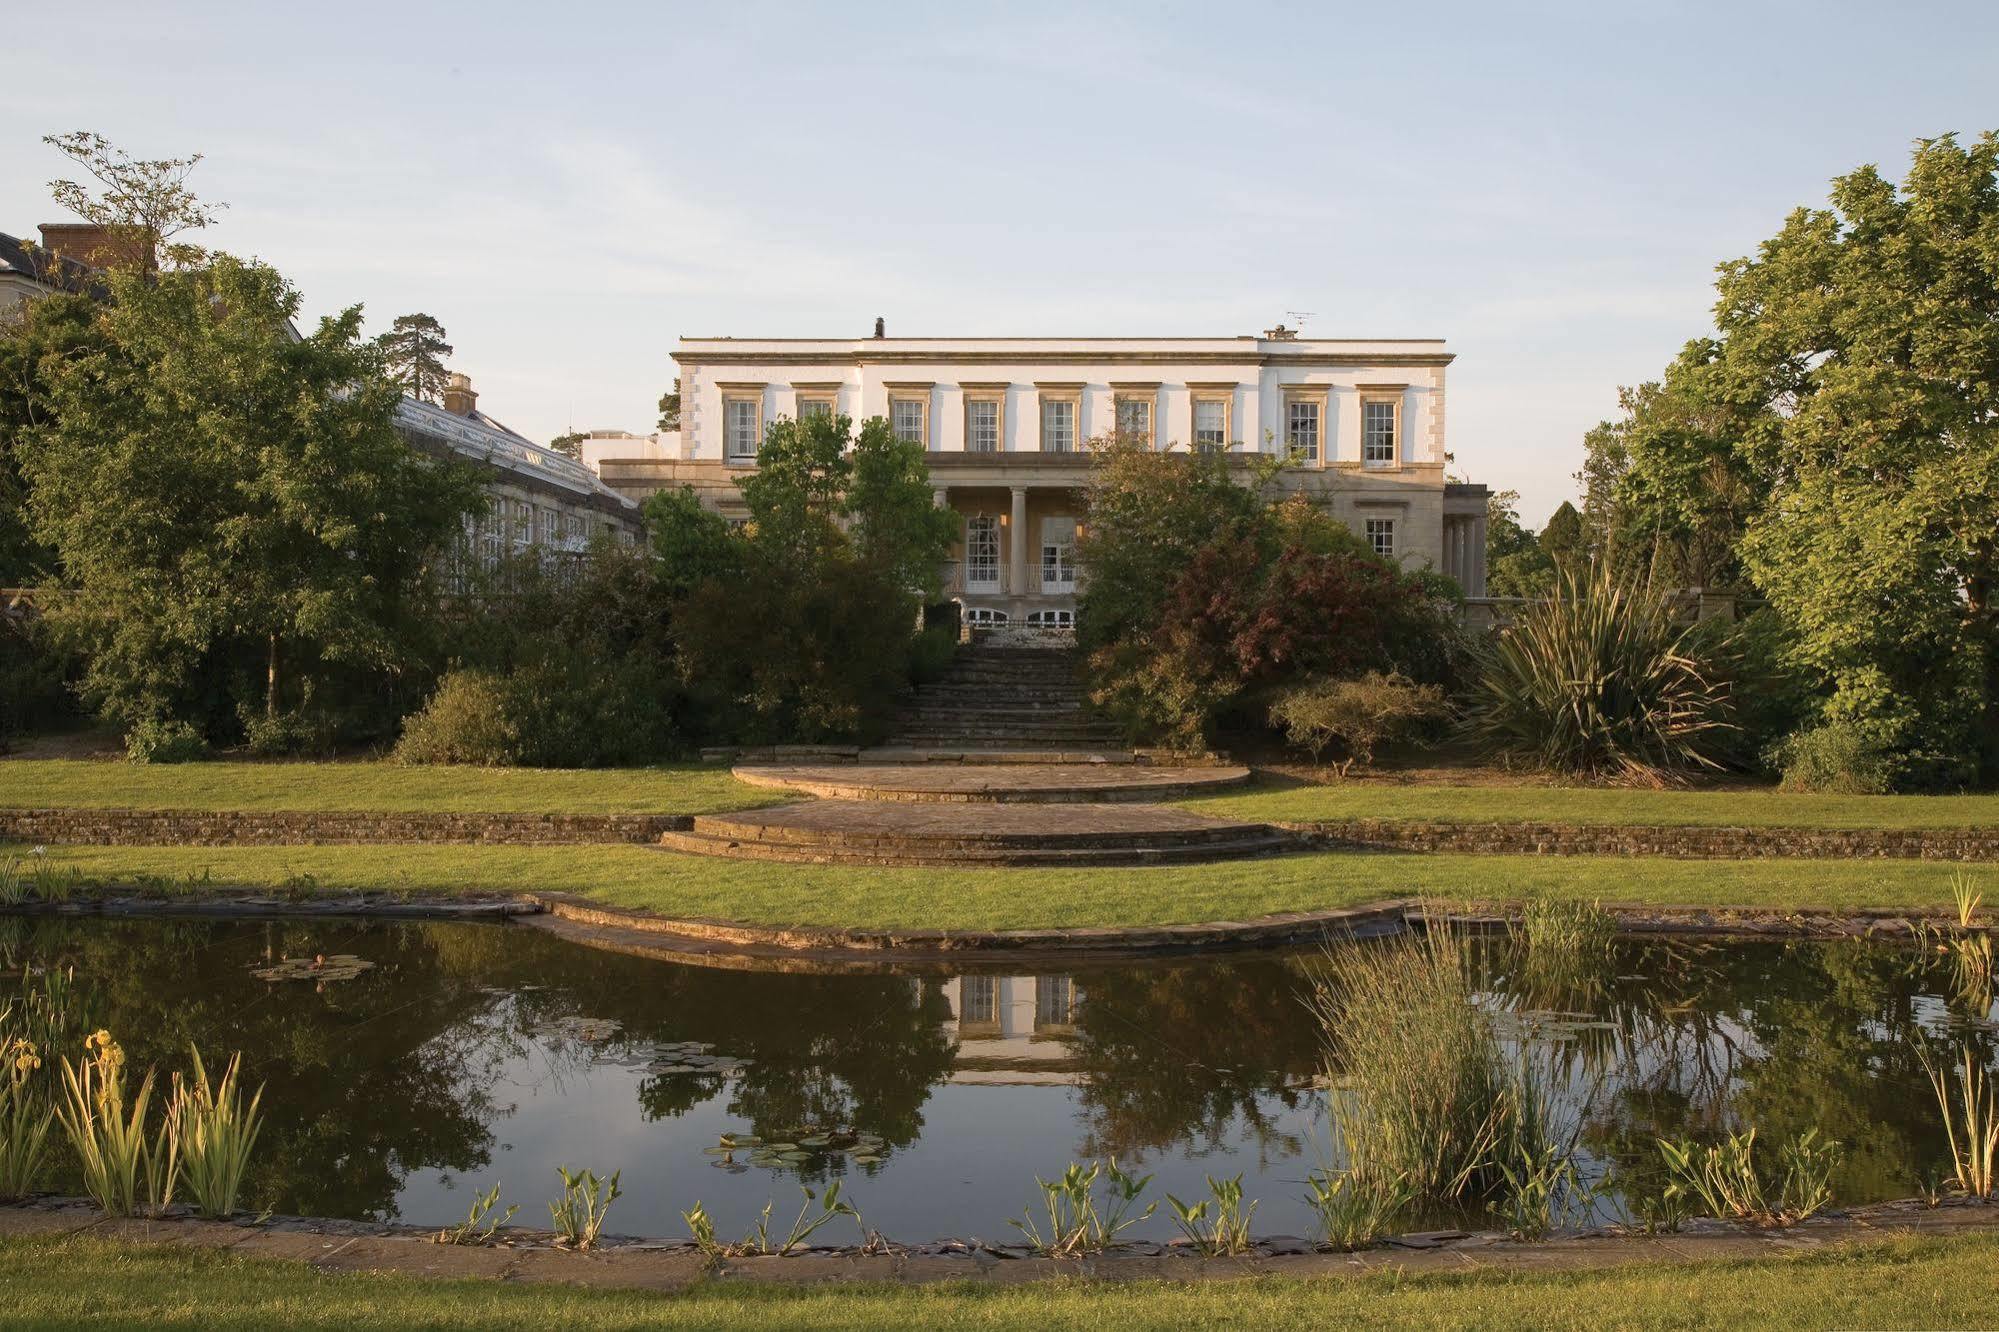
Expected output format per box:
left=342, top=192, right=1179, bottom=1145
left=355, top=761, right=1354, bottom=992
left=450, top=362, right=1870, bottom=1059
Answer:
left=1291, top=819, right=1999, bottom=862
left=0, top=808, right=687, bottom=847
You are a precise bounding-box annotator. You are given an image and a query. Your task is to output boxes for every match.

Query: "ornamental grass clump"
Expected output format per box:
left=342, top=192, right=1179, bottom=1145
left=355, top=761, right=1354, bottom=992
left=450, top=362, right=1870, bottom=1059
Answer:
left=166, top=1048, right=265, bottom=1218
left=1923, top=1044, right=1997, bottom=1200
left=1306, top=927, right=1553, bottom=1204
left=1466, top=563, right=1735, bottom=784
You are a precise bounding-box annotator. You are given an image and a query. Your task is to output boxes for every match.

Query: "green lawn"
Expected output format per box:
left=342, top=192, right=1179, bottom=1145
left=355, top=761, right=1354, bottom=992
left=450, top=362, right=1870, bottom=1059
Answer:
left=1185, top=780, right=1999, bottom=830
left=0, top=1231, right=1993, bottom=1330
left=0, top=759, right=784, bottom=816
left=7, top=841, right=1976, bottom=929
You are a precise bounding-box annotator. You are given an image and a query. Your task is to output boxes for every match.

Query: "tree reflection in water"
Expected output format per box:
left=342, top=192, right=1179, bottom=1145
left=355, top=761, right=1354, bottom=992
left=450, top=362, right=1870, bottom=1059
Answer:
left=5, top=917, right=1992, bottom=1230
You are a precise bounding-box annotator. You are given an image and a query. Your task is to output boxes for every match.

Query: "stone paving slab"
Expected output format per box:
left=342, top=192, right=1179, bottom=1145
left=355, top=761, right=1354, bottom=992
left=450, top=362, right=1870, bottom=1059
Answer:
left=693, top=800, right=1271, bottom=847
left=733, top=762, right=1251, bottom=804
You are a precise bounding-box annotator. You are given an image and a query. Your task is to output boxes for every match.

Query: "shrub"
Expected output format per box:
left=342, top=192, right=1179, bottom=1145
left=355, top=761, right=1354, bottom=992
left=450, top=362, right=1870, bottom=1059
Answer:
left=242, top=706, right=341, bottom=759
left=123, top=718, right=209, bottom=765
left=909, top=624, right=958, bottom=685
left=1770, top=720, right=1897, bottom=794
left=1270, top=672, right=1447, bottom=771
left=1466, top=563, right=1735, bottom=784
left=392, top=671, right=521, bottom=766
left=0, top=616, right=76, bottom=753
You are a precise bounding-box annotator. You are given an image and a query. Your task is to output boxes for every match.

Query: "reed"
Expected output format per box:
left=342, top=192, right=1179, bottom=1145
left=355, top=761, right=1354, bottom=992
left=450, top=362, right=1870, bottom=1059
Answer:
left=1307, top=927, right=1539, bottom=1201
left=166, top=1048, right=265, bottom=1218
left=1924, top=1044, right=1997, bottom=1200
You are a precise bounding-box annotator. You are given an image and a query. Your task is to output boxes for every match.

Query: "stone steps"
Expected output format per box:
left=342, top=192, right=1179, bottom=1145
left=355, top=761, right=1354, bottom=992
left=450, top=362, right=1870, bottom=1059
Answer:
left=655, top=800, right=1304, bottom=867
left=889, top=644, right=1111, bottom=752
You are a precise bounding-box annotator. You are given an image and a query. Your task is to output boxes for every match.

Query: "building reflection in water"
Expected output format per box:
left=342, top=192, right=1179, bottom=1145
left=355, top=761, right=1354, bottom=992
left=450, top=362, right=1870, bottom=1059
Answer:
left=932, top=974, right=1083, bottom=1085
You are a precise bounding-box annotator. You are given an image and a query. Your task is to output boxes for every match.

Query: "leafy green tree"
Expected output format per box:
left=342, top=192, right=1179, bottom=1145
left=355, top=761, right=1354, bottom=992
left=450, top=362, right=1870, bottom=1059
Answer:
left=375, top=313, right=454, bottom=403
left=0, top=290, right=101, bottom=584
left=1703, top=132, right=1999, bottom=782
left=657, top=378, right=681, bottom=431
left=846, top=416, right=958, bottom=597
left=42, top=130, right=224, bottom=269
left=1539, top=500, right=1585, bottom=569
left=19, top=255, right=483, bottom=743
left=547, top=430, right=585, bottom=459
left=644, top=486, right=738, bottom=600
left=1484, top=489, right=1553, bottom=599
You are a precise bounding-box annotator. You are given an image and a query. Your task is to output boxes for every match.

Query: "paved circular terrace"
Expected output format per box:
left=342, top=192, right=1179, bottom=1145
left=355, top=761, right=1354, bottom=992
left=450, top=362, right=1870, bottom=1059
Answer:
left=731, top=761, right=1252, bottom=803
left=659, top=798, right=1297, bottom=866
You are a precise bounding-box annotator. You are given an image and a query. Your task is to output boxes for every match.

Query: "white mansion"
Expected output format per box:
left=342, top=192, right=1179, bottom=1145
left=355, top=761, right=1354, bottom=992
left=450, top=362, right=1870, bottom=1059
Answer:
left=583, top=329, right=1489, bottom=627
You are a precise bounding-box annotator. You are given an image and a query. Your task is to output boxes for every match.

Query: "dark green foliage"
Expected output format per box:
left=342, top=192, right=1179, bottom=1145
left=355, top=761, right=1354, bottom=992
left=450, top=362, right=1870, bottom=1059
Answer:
left=908, top=625, right=958, bottom=685
left=391, top=671, right=520, bottom=766
left=1770, top=722, right=1899, bottom=796
left=0, top=614, right=77, bottom=751
left=122, top=718, right=209, bottom=765
left=664, top=412, right=951, bottom=746
left=373, top=313, right=453, bottom=404
left=1485, top=490, right=1554, bottom=600
left=18, top=256, right=483, bottom=751
left=1079, top=445, right=1463, bottom=751
left=0, top=290, right=102, bottom=586
left=1467, top=564, right=1737, bottom=783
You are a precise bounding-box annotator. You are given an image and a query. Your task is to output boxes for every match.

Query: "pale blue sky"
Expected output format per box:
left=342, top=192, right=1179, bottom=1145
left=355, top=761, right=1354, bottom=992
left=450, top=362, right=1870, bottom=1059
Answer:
left=6, top=1, right=1996, bottom=521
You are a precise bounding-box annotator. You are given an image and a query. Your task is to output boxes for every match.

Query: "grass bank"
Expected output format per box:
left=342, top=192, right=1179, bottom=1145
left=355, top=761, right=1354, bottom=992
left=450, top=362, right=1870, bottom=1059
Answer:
left=0, top=1232, right=1993, bottom=1330
left=0, top=759, right=784, bottom=817
left=5, top=841, right=1976, bottom=930
left=1185, top=781, right=1999, bottom=830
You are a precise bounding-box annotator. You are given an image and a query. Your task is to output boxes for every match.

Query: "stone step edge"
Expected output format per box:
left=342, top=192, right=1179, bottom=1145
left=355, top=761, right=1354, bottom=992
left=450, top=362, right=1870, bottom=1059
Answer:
left=726, top=774, right=1253, bottom=804
left=682, top=814, right=1281, bottom=850
left=653, top=831, right=1302, bottom=867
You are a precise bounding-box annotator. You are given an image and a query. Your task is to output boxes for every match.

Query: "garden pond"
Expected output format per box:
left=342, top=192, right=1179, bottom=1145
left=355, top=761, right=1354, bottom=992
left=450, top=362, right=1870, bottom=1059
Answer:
left=2, top=915, right=1993, bottom=1242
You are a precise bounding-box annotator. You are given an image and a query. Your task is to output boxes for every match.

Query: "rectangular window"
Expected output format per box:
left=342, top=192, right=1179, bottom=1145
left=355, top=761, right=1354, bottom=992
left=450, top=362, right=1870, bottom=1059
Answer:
left=964, top=513, right=1001, bottom=590
left=1035, top=976, right=1076, bottom=1029
left=959, top=975, right=999, bottom=1027
left=1114, top=394, right=1153, bottom=445
left=724, top=396, right=761, bottom=460
left=1040, top=397, right=1076, bottom=452
left=1040, top=516, right=1078, bottom=591
left=1192, top=396, right=1228, bottom=451
left=512, top=499, right=532, bottom=551
left=965, top=398, right=1001, bottom=453
left=890, top=396, right=927, bottom=445
left=1362, top=399, right=1398, bottom=466
left=796, top=395, right=834, bottom=420
left=1286, top=398, right=1321, bottom=462
left=1365, top=517, right=1396, bottom=558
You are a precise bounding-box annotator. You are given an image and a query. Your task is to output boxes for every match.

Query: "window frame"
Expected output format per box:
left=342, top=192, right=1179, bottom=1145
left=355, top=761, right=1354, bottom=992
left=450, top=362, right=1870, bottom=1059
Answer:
left=887, top=392, right=930, bottom=447
left=1111, top=383, right=1158, bottom=447
left=720, top=388, right=764, bottom=462
left=1360, top=393, right=1401, bottom=468
left=1187, top=383, right=1235, bottom=452
left=962, top=386, right=1006, bottom=453
left=1283, top=386, right=1329, bottom=465
left=1364, top=516, right=1397, bottom=559
left=1039, top=515, right=1078, bottom=592
left=1035, top=383, right=1083, bottom=453
left=963, top=512, right=1002, bottom=591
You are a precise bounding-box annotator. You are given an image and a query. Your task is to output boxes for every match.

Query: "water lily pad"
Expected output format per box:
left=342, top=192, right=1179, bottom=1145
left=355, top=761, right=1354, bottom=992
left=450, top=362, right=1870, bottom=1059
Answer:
left=250, top=954, right=374, bottom=984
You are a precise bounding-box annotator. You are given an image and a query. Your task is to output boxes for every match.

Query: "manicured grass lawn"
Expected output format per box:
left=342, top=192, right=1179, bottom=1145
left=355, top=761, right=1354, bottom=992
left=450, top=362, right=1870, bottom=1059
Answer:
left=1185, top=780, right=1999, bottom=830
left=0, top=759, right=785, bottom=816
left=7, top=842, right=1975, bottom=929
left=0, top=1232, right=1993, bottom=1330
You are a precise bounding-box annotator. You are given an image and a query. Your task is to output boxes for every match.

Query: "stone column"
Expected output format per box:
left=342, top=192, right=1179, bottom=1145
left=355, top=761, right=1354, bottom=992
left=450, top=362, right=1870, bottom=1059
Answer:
left=1009, top=486, right=1029, bottom=600
left=933, top=485, right=949, bottom=508
left=1470, top=509, right=1489, bottom=598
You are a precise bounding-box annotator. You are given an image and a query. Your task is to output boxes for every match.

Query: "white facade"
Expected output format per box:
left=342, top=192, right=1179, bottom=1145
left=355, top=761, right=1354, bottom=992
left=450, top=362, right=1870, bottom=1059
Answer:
left=585, top=332, right=1489, bottom=623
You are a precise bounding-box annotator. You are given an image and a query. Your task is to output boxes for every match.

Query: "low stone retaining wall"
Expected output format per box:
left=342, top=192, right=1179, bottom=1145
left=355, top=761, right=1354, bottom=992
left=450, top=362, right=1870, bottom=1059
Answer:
left=0, top=807, right=688, bottom=847
left=1289, top=818, right=1999, bottom=861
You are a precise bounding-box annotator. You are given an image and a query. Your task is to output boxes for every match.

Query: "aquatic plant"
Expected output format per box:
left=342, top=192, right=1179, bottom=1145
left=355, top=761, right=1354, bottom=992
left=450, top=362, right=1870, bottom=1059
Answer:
left=0, top=857, right=24, bottom=908
left=0, top=1034, right=53, bottom=1201
left=1307, top=927, right=1547, bottom=1201
left=547, top=1166, right=621, bottom=1250
left=56, top=1031, right=175, bottom=1217
left=0, top=850, right=80, bottom=907
left=1302, top=1166, right=1414, bottom=1251
left=1516, top=895, right=1617, bottom=966
left=682, top=1181, right=866, bottom=1258
left=435, top=1183, right=518, bottom=1246
left=1009, top=1159, right=1155, bottom=1257
left=1923, top=1044, right=1997, bottom=1200
left=166, top=1048, right=265, bottom=1218
left=1491, top=1139, right=1597, bottom=1240
left=1655, top=1127, right=1841, bottom=1225
left=1165, top=1172, right=1258, bottom=1257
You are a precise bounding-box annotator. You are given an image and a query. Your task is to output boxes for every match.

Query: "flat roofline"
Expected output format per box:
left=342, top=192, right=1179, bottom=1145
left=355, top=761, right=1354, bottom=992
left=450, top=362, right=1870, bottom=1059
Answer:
left=678, top=335, right=1448, bottom=344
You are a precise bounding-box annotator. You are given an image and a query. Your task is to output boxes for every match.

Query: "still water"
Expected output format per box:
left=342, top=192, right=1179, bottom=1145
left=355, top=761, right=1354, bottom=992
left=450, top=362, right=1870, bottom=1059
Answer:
left=3, top=916, right=1992, bottom=1241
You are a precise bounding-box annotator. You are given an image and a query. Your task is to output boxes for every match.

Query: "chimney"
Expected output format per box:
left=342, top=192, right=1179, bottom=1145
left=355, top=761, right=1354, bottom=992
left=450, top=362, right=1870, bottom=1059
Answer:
left=441, top=372, right=478, bottom=417
left=1263, top=323, right=1298, bottom=341
left=39, top=222, right=149, bottom=271
left=873, top=316, right=885, bottom=339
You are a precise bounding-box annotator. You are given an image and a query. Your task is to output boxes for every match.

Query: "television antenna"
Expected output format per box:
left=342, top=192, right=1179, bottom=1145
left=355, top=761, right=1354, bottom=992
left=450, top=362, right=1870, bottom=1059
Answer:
left=1285, top=310, right=1315, bottom=330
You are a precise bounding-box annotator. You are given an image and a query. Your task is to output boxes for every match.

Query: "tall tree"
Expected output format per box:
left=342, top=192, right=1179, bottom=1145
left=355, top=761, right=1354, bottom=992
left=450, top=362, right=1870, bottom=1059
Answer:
left=375, top=313, right=454, bottom=403
left=1699, top=132, right=1999, bottom=783
left=657, top=378, right=681, bottom=431
left=19, top=256, right=483, bottom=741
left=42, top=130, right=225, bottom=269
left=547, top=430, right=586, bottom=460
left=1483, top=490, right=1553, bottom=599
